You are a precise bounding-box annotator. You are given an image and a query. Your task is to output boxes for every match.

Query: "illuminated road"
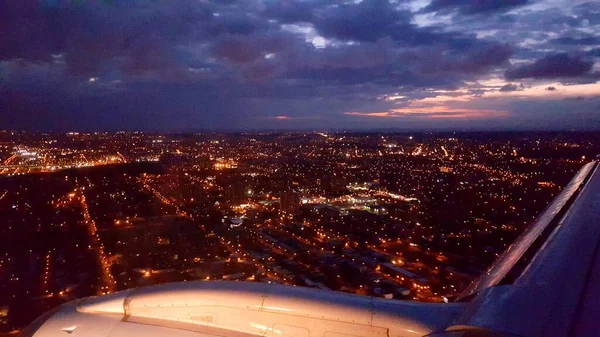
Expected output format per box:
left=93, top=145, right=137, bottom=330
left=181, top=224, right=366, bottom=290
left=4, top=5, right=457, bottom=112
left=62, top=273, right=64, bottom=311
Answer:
left=3, top=153, right=17, bottom=165
left=117, top=152, right=128, bottom=162
left=76, top=190, right=117, bottom=295
left=41, top=251, right=53, bottom=294
left=141, top=181, right=190, bottom=218
left=441, top=146, right=449, bottom=157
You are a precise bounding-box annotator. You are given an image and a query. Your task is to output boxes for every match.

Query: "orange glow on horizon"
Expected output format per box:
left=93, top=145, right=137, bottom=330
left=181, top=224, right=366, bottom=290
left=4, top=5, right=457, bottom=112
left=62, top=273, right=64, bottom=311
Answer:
left=265, top=115, right=324, bottom=121
left=345, top=106, right=508, bottom=119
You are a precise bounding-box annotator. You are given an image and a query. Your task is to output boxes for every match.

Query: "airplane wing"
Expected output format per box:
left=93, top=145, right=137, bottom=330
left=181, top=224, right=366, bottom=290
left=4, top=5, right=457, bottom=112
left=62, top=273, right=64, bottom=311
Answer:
left=440, top=159, right=600, bottom=337
left=21, top=161, right=600, bottom=337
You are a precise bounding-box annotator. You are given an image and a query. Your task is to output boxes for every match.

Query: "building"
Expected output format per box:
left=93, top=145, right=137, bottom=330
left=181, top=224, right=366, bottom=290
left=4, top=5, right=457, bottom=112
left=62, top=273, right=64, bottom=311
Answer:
left=225, top=181, right=249, bottom=205
left=280, top=188, right=300, bottom=216
left=378, top=263, right=430, bottom=291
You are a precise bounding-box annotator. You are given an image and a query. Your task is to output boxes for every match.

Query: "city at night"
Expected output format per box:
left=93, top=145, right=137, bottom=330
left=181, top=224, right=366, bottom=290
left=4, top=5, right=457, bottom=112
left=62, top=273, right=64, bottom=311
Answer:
left=0, top=131, right=599, bottom=335
left=1, top=0, right=600, bottom=337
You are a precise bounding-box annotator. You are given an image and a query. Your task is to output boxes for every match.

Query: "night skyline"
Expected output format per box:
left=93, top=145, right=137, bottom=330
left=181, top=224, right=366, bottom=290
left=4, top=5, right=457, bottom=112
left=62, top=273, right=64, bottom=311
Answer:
left=1, top=0, right=600, bottom=131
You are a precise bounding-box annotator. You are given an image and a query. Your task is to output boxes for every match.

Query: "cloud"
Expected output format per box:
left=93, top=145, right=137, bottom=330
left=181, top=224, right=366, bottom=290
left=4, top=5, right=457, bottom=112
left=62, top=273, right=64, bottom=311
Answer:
left=546, top=86, right=557, bottom=91
left=206, top=12, right=267, bottom=36
left=572, top=2, right=600, bottom=26
left=304, top=0, right=491, bottom=50
left=505, top=53, right=594, bottom=80
left=0, top=0, right=599, bottom=131
left=423, top=0, right=529, bottom=15
left=212, top=36, right=265, bottom=64
left=312, top=0, right=409, bottom=42
left=0, top=0, right=511, bottom=88
left=563, top=95, right=600, bottom=101
left=499, top=83, right=524, bottom=92
left=263, top=0, right=315, bottom=24
left=0, top=0, right=218, bottom=77
left=551, top=36, right=600, bottom=45
left=588, top=48, right=600, bottom=57
left=344, top=106, right=508, bottom=119
left=442, top=43, right=513, bottom=74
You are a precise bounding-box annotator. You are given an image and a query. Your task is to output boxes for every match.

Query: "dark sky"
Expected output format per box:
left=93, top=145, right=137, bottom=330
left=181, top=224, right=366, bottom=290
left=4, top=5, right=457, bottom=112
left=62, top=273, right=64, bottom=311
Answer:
left=1, top=0, right=599, bottom=131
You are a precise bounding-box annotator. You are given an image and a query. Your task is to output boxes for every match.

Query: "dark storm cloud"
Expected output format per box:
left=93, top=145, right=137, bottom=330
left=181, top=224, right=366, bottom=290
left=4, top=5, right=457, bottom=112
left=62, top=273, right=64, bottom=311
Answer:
left=206, top=13, right=266, bottom=36
left=211, top=32, right=296, bottom=64
left=0, top=0, right=214, bottom=75
left=283, top=41, right=511, bottom=90
left=505, top=53, right=594, bottom=80
left=438, top=5, right=599, bottom=67
left=312, top=0, right=408, bottom=42
left=423, top=0, right=529, bottom=15
left=0, top=0, right=599, bottom=131
left=0, top=1, right=71, bottom=61
left=307, top=0, right=483, bottom=48
left=559, top=73, right=600, bottom=86
left=212, top=37, right=265, bottom=64
left=551, top=35, right=600, bottom=46
left=440, top=43, right=513, bottom=74
left=588, top=48, right=600, bottom=57
left=572, top=2, right=600, bottom=26
left=263, top=0, right=316, bottom=23
left=0, top=60, right=70, bottom=94
left=0, top=0, right=511, bottom=85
